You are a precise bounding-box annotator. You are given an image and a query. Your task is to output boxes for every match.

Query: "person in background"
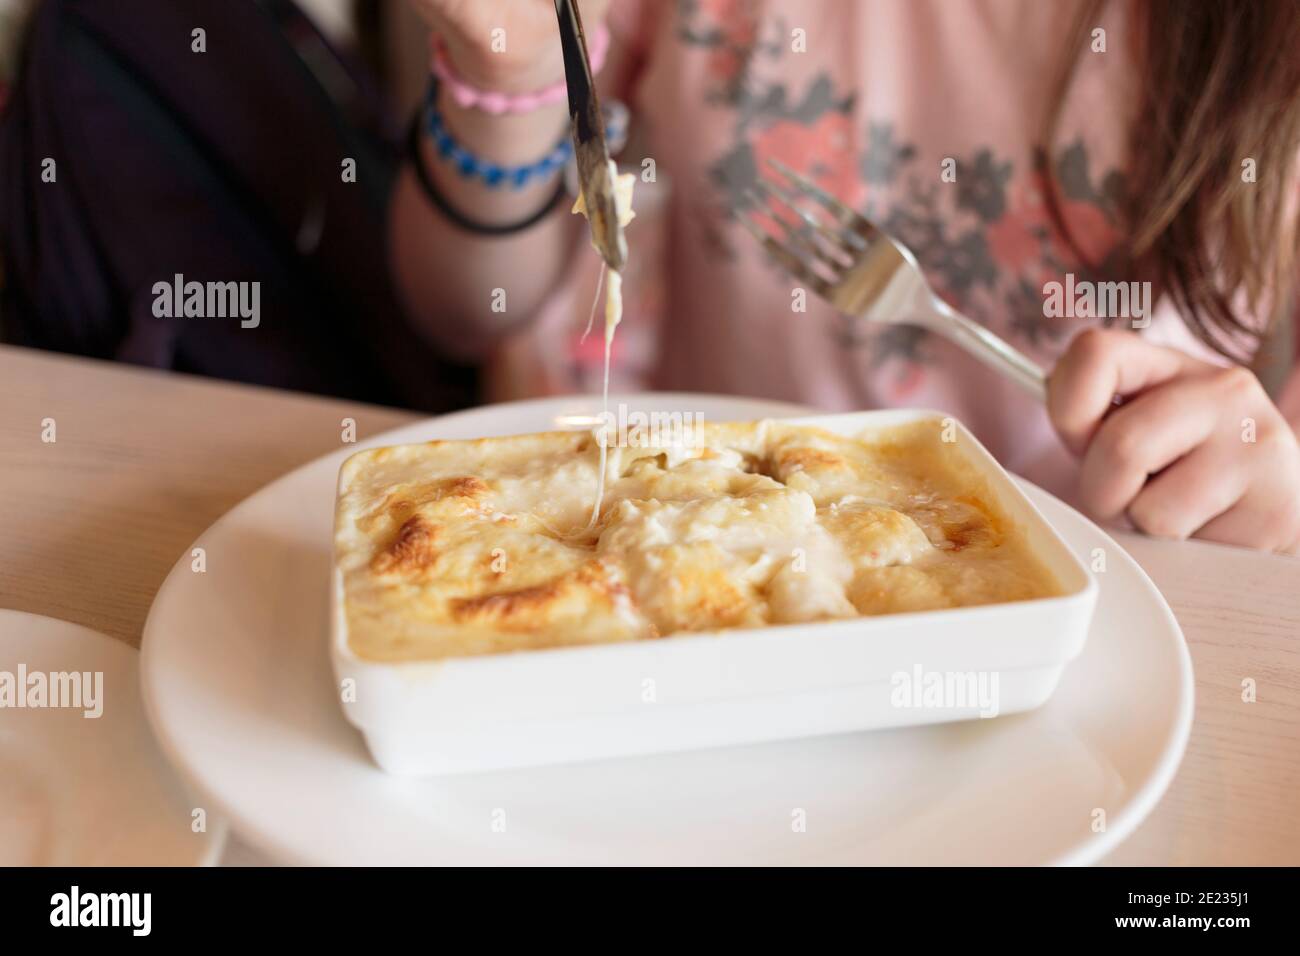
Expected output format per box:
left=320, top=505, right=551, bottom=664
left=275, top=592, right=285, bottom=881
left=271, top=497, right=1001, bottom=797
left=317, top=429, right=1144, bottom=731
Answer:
left=390, top=0, right=1300, bottom=553
left=0, top=0, right=475, bottom=412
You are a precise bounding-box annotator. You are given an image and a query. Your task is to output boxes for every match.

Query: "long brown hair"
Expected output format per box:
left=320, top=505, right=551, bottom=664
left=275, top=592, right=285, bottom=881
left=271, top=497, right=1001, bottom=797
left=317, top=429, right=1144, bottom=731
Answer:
left=1047, top=0, right=1300, bottom=372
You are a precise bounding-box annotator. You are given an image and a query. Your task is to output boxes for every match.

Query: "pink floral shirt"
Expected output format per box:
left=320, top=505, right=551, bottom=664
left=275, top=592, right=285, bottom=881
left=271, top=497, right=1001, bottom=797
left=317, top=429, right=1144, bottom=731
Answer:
left=496, top=0, right=1228, bottom=500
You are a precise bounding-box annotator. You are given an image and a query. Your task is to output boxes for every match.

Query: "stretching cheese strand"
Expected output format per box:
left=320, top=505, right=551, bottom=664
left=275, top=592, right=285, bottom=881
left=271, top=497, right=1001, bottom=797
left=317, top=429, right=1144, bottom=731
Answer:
left=580, top=262, right=606, bottom=344
left=572, top=162, right=637, bottom=534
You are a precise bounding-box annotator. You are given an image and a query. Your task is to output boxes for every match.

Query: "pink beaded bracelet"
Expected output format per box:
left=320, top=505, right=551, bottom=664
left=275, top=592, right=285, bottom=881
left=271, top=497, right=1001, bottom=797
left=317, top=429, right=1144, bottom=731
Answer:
left=430, top=24, right=611, bottom=115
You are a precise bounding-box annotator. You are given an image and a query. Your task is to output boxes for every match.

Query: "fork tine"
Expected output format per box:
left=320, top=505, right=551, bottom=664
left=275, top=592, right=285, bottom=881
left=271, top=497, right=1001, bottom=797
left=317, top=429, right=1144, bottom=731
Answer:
left=766, top=158, right=873, bottom=240
left=752, top=177, right=863, bottom=260
left=744, top=187, right=845, bottom=273
left=735, top=208, right=834, bottom=298
left=754, top=176, right=863, bottom=256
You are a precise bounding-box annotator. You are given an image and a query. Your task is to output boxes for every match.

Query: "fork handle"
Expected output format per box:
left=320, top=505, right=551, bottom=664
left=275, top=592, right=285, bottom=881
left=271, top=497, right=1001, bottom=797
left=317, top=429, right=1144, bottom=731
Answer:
left=926, top=300, right=1048, bottom=403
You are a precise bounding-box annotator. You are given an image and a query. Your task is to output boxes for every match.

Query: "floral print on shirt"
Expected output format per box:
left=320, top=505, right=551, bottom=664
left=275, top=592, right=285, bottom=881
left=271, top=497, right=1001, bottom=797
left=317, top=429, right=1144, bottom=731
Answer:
left=675, top=0, right=1133, bottom=389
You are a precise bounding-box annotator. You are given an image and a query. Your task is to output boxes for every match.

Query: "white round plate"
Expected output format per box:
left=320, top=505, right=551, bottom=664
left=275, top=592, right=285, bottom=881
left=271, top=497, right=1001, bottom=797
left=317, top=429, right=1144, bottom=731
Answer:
left=141, top=394, right=1193, bottom=866
left=0, top=610, right=226, bottom=865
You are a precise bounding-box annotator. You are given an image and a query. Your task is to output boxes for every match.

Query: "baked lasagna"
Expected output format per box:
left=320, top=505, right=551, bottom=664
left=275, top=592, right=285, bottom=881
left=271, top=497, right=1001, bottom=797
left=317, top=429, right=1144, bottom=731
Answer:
left=334, top=420, right=1060, bottom=662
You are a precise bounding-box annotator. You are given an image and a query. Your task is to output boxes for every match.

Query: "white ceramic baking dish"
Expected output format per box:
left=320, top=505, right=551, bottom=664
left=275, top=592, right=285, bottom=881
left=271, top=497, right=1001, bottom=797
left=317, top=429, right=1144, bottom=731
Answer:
left=331, top=408, right=1098, bottom=776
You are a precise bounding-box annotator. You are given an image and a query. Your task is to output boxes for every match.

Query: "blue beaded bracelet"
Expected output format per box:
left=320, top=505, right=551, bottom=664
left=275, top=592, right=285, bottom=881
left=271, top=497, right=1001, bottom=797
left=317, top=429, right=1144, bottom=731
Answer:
left=423, top=81, right=625, bottom=191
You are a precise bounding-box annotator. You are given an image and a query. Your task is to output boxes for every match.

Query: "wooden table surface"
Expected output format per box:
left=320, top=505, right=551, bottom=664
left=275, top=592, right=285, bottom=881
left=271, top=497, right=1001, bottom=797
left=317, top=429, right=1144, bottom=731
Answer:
left=2, top=343, right=1297, bottom=866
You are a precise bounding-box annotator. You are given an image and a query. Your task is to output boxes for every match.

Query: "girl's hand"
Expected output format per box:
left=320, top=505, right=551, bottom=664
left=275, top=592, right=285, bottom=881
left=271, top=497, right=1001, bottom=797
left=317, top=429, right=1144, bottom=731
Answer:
left=1047, top=329, right=1300, bottom=553
left=408, top=0, right=612, bottom=94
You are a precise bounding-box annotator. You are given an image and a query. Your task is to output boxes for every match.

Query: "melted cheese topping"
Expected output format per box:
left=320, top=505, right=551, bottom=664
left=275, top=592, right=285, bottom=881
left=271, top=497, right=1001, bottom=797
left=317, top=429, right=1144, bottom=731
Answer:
left=335, top=421, right=1062, bottom=662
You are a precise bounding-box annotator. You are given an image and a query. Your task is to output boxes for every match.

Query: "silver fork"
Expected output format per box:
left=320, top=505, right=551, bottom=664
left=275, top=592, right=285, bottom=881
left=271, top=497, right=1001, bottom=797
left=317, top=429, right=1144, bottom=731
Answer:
left=737, top=158, right=1047, bottom=401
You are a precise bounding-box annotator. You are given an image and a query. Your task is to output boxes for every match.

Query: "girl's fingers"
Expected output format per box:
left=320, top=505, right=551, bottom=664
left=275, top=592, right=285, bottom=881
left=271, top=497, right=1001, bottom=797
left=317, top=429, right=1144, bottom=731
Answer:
left=1196, top=501, right=1300, bottom=554
left=1190, top=430, right=1300, bottom=553
left=1124, top=438, right=1249, bottom=540
left=1047, top=328, right=1210, bottom=456
left=1107, top=365, right=1300, bottom=552
left=1076, top=373, right=1222, bottom=521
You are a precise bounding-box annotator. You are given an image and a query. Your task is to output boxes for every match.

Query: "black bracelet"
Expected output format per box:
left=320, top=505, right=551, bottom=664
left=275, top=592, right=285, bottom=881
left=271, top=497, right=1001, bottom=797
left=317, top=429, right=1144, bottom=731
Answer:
left=405, top=110, right=567, bottom=236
